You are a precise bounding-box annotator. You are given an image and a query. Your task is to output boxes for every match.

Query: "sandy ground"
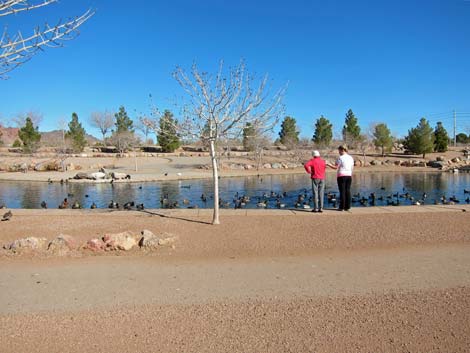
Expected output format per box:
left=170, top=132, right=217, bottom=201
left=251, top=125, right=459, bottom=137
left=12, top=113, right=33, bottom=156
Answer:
left=1, top=206, right=470, bottom=352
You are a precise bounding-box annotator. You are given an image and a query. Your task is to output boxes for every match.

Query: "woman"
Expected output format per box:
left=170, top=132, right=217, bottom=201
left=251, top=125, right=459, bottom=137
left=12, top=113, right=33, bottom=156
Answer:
left=328, top=145, right=354, bottom=211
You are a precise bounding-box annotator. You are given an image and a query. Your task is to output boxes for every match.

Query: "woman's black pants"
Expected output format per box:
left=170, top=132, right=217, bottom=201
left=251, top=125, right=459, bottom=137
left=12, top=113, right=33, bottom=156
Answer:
left=337, top=176, right=352, bottom=210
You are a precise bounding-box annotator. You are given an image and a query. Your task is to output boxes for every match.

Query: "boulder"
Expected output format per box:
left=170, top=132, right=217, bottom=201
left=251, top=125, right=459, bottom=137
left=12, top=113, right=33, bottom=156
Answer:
left=271, top=163, right=281, bottom=169
left=83, top=238, right=105, bottom=252
left=139, top=229, right=160, bottom=249
left=48, top=234, right=77, bottom=255
left=5, top=237, right=48, bottom=253
left=451, top=157, right=461, bottom=163
left=103, top=231, right=138, bottom=251
left=90, top=172, right=106, bottom=180
left=111, top=172, right=130, bottom=180
left=436, top=156, right=446, bottom=162
left=370, top=160, right=382, bottom=166
left=263, top=163, right=272, bottom=169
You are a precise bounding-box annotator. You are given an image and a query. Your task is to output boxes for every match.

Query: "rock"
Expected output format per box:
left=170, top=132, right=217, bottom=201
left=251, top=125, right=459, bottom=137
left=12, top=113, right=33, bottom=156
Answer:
left=90, top=172, right=106, bottom=180
left=83, top=238, right=105, bottom=252
left=370, top=160, right=382, bottom=166
left=5, top=237, right=48, bottom=253
left=451, top=157, right=461, bottom=163
left=271, top=163, right=281, bottom=169
left=103, top=231, right=137, bottom=251
left=436, top=156, right=446, bottom=162
left=263, top=163, right=272, bottom=169
left=139, top=229, right=160, bottom=249
left=111, top=172, right=129, bottom=180
left=48, top=234, right=77, bottom=255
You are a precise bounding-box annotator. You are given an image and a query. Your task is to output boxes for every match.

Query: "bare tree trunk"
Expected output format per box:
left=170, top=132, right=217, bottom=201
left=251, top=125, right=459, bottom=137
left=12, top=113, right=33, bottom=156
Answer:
left=210, top=140, right=220, bottom=225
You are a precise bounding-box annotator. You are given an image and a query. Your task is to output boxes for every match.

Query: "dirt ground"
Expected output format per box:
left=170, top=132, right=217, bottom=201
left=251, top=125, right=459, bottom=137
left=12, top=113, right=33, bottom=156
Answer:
left=1, top=206, right=469, bottom=352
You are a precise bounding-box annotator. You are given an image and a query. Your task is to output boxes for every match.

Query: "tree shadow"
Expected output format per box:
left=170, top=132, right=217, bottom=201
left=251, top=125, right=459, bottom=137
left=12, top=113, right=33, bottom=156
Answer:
left=139, top=209, right=212, bottom=225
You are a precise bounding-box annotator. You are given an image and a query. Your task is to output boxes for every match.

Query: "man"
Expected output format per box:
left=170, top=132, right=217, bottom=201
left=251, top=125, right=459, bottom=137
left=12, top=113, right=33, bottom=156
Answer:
left=304, top=150, right=327, bottom=212
left=328, top=145, right=354, bottom=211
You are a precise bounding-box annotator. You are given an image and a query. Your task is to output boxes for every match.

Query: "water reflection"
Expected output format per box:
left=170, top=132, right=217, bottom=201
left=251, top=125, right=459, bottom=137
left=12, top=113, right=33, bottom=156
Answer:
left=0, top=172, right=468, bottom=209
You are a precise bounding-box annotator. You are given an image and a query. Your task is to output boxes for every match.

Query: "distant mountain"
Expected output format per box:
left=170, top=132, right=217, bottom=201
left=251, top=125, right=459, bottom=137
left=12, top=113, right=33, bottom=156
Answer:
left=40, top=130, right=101, bottom=147
left=0, top=127, right=101, bottom=147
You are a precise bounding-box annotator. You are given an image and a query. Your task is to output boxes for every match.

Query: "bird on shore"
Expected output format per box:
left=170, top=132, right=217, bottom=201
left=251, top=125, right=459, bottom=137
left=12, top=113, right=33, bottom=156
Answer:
left=136, top=203, right=145, bottom=211
left=108, top=200, right=118, bottom=209
left=90, top=202, right=97, bottom=209
left=2, top=210, right=12, bottom=221
left=40, top=201, right=47, bottom=209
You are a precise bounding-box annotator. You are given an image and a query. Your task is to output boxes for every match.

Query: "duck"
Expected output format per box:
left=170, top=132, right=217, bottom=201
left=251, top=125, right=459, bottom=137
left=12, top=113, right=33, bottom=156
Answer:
left=58, top=198, right=68, bottom=209
left=71, top=201, right=81, bottom=209
left=136, top=203, right=145, bottom=211
left=90, top=202, right=97, bottom=209
left=1, top=210, right=12, bottom=221
left=40, top=201, right=47, bottom=209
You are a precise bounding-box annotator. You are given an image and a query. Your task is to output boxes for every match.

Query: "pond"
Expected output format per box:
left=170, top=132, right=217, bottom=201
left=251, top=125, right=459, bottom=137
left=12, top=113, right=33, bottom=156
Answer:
left=0, top=172, right=469, bottom=210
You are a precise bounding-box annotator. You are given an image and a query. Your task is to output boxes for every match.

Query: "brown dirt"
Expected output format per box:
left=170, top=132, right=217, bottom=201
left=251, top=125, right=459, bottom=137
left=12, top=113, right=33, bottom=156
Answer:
left=1, top=207, right=470, bottom=352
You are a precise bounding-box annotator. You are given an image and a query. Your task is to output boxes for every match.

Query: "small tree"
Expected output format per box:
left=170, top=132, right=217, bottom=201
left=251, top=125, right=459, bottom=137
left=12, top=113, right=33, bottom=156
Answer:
left=312, top=115, right=333, bottom=148
left=114, top=106, right=134, bottom=133
left=154, top=60, right=285, bottom=224
left=456, top=133, right=468, bottom=144
left=279, top=116, right=299, bottom=148
left=66, top=112, right=86, bottom=153
left=373, top=123, right=393, bottom=156
left=135, top=115, right=153, bottom=143
left=434, top=121, right=449, bottom=152
left=108, top=131, right=137, bottom=156
left=157, top=110, right=180, bottom=152
left=18, top=117, right=41, bottom=153
left=90, top=111, right=114, bottom=144
left=342, top=109, right=361, bottom=148
left=404, top=118, right=434, bottom=158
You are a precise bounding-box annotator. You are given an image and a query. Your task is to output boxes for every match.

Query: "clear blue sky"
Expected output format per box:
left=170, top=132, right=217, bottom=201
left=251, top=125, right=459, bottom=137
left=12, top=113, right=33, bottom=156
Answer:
left=1, top=0, right=470, bottom=140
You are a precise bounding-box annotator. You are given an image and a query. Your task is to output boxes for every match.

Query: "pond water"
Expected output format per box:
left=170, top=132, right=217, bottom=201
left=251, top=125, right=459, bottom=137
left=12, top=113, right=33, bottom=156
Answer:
left=0, top=172, right=469, bottom=209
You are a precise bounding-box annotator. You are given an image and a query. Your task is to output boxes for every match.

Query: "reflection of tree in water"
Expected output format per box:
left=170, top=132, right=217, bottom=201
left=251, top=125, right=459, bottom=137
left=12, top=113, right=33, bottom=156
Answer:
left=19, top=183, right=41, bottom=209
left=403, top=173, right=445, bottom=201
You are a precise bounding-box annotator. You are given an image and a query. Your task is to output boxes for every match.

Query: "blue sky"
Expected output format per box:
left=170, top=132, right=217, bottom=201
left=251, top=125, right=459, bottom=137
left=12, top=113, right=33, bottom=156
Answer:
left=1, top=0, right=470, bottom=140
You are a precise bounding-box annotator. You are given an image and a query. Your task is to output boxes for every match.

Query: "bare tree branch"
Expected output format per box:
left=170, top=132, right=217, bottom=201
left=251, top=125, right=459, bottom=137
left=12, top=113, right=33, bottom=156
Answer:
left=0, top=1, right=94, bottom=78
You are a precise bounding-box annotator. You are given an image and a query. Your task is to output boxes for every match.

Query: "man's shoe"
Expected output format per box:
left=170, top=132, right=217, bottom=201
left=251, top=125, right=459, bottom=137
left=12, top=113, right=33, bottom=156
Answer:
left=312, top=209, right=318, bottom=213
left=318, top=209, right=323, bottom=213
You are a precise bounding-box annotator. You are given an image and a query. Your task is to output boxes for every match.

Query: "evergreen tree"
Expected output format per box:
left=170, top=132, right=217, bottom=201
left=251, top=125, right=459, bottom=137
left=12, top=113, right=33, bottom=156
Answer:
left=157, top=110, right=180, bottom=152
left=243, top=122, right=256, bottom=151
left=342, top=109, right=361, bottom=148
left=114, top=106, right=134, bottom=133
left=312, top=115, right=333, bottom=147
left=18, top=117, right=41, bottom=153
left=404, top=118, right=435, bottom=158
left=278, top=116, right=299, bottom=147
left=372, top=123, right=393, bottom=157
left=456, top=133, right=468, bottom=144
left=433, top=122, right=449, bottom=152
left=66, top=112, right=87, bottom=153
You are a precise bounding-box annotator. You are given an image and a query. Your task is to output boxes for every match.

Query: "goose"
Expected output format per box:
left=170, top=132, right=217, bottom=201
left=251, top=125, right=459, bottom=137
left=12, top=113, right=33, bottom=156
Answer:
left=40, top=201, right=47, bottom=209
left=1, top=210, right=12, bottom=221
left=123, top=201, right=135, bottom=210
left=108, top=200, right=118, bottom=209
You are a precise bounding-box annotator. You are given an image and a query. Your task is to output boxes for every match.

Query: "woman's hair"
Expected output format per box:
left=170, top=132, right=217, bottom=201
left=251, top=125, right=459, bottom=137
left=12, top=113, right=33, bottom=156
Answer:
left=338, top=145, right=348, bottom=152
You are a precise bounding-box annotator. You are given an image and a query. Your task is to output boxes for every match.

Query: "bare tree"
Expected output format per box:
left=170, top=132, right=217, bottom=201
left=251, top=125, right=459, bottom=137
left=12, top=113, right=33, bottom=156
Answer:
left=0, top=0, right=93, bottom=78
left=135, top=115, right=153, bottom=144
left=13, top=110, right=43, bottom=127
left=155, top=60, right=286, bottom=225
left=90, top=111, right=114, bottom=144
